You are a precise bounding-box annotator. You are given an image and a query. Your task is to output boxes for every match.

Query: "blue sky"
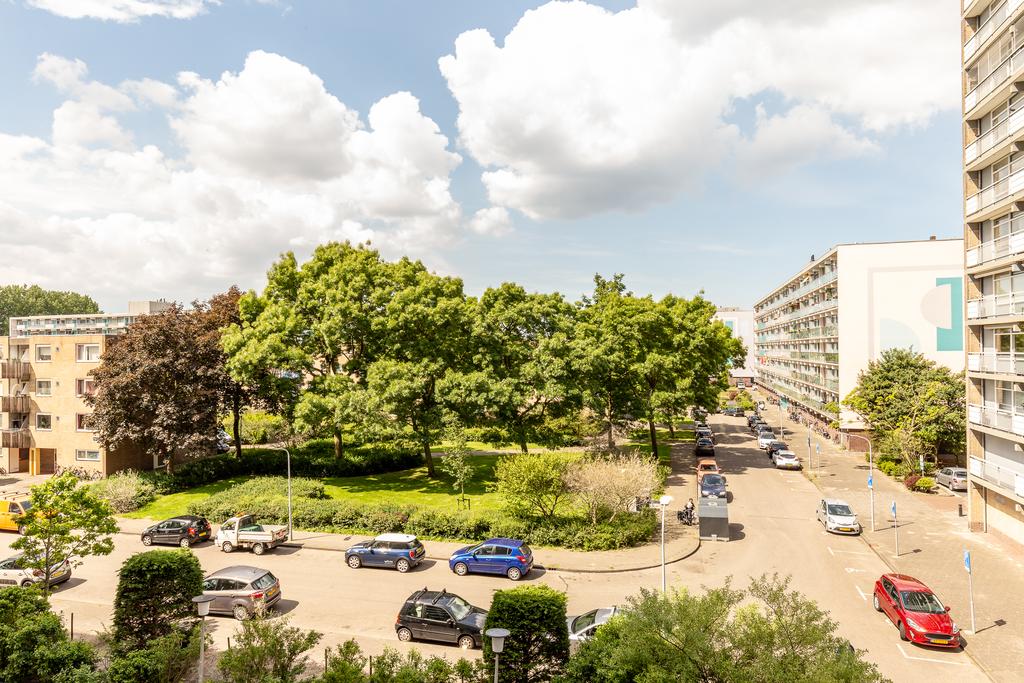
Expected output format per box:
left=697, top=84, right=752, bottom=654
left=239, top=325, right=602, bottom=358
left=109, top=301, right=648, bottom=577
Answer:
left=0, top=0, right=961, bottom=311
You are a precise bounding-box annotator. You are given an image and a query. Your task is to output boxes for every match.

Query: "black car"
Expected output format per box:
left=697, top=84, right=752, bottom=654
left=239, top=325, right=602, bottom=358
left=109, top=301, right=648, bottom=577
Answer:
left=396, top=589, right=487, bottom=649
left=141, top=515, right=212, bottom=548
left=695, top=438, right=715, bottom=456
left=766, top=441, right=789, bottom=460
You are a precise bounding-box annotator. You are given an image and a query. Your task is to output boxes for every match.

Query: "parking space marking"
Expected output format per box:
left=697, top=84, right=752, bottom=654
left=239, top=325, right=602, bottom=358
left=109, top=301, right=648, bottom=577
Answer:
left=854, top=585, right=868, bottom=602
left=828, top=546, right=872, bottom=556
left=844, top=567, right=869, bottom=574
left=895, top=644, right=969, bottom=666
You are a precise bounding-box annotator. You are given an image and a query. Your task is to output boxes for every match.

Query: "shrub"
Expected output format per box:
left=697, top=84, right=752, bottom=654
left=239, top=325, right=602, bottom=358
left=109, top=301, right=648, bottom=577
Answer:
left=217, top=613, right=322, bottom=683
left=89, top=470, right=156, bottom=513
left=113, top=549, right=203, bottom=651
left=493, top=452, right=579, bottom=519
left=223, top=410, right=289, bottom=445
left=903, top=474, right=921, bottom=491
left=484, top=585, right=570, bottom=682
left=914, top=476, right=935, bottom=492
left=877, top=460, right=898, bottom=477
left=106, top=630, right=199, bottom=683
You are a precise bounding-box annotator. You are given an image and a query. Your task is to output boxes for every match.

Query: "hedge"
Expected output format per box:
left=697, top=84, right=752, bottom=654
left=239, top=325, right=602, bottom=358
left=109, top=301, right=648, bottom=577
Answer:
left=187, top=477, right=658, bottom=551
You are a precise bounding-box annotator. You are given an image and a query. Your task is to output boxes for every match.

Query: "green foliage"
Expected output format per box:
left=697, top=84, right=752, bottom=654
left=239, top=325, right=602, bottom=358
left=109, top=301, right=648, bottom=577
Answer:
left=484, top=585, right=570, bottom=683
left=12, top=473, right=118, bottom=594
left=112, top=549, right=204, bottom=651
left=89, top=470, right=156, bottom=513
left=913, top=476, right=935, bottom=492
left=0, top=284, right=98, bottom=336
left=216, top=613, right=322, bottom=683
left=223, top=409, right=290, bottom=445
left=0, top=587, right=98, bottom=682
left=437, top=417, right=474, bottom=501
left=734, top=390, right=756, bottom=412
left=493, top=452, right=579, bottom=519
left=316, top=639, right=484, bottom=683
left=106, top=629, right=200, bottom=683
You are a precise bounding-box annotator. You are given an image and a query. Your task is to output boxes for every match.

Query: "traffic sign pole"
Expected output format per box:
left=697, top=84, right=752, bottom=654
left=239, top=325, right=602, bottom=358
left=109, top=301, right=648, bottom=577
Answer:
left=867, top=473, right=875, bottom=532
left=892, top=501, right=899, bottom=557
left=965, top=550, right=976, bottom=634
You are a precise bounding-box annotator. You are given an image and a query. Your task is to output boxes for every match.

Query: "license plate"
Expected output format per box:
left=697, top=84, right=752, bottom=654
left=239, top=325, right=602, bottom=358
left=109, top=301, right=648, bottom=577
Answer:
left=266, top=586, right=279, bottom=598
left=931, top=638, right=950, bottom=644
left=838, top=527, right=852, bottom=532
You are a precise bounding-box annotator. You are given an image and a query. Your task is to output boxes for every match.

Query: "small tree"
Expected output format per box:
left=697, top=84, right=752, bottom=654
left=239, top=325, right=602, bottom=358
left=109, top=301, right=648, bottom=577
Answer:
left=564, top=452, right=660, bottom=523
left=0, top=587, right=98, bottom=682
left=438, top=417, right=475, bottom=507
left=216, top=613, right=322, bottom=683
left=112, top=549, right=204, bottom=651
left=105, top=630, right=200, bottom=683
left=484, top=585, right=569, bottom=683
left=492, top=452, right=578, bottom=519
left=12, top=474, right=118, bottom=596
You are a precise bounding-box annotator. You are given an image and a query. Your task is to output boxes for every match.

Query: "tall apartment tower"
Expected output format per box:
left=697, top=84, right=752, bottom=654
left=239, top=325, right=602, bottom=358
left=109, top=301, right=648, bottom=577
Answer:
left=962, top=0, right=1024, bottom=545
left=714, top=308, right=757, bottom=386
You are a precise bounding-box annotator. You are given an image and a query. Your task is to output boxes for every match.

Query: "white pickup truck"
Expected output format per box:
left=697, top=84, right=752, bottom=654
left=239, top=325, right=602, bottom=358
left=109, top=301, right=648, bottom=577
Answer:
left=215, top=515, right=288, bottom=555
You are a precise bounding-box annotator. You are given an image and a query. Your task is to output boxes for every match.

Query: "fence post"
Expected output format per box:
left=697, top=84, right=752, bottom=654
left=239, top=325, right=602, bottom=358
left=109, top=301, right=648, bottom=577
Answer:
left=70, top=612, right=74, bottom=639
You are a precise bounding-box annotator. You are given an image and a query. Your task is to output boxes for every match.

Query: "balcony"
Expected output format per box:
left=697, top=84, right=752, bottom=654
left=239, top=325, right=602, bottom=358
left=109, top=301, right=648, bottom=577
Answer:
left=966, top=107, right=1024, bottom=169
left=965, top=167, right=1024, bottom=219
left=964, top=0, right=1023, bottom=62
left=967, top=231, right=1024, bottom=268
left=0, top=360, right=30, bottom=381
left=969, top=455, right=1024, bottom=498
left=0, top=429, right=30, bottom=449
left=758, top=271, right=838, bottom=318
left=969, top=403, right=1024, bottom=435
left=966, top=290, right=1024, bottom=319
left=964, top=43, right=1024, bottom=115
left=0, top=396, right=29, bottom=413
left=968, top=351, right=1024, bottom=374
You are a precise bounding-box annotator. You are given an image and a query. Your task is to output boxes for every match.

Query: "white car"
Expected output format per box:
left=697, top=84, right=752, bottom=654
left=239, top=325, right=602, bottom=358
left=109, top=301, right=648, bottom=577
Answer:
left=757, top=432, right=777, bottom=449
left=566, top=607, right=618, bottom=651
left=0, top=553, right=72, bottom=588
left=773, top=450, right=801, bottom=469
left=816, top=498, right=861, bottom=535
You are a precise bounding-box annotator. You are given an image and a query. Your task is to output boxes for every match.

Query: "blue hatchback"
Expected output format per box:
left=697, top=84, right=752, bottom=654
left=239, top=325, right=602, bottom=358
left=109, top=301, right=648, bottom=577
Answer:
left=345, top=533, right=426, bottom=573
left=449, top=538, right=533, bottom=581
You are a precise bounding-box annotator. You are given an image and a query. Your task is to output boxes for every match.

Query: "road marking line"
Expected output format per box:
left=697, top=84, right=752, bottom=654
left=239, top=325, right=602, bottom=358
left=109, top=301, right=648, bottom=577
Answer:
left=827, top=547, right=834, bottom=557
left=854, top=586, right=867, bottom=601
left=896, top=644, right=969, bottom=666
left=828, top=547, right=872, bottom=556
left=844, top=567, right=868, bottom=574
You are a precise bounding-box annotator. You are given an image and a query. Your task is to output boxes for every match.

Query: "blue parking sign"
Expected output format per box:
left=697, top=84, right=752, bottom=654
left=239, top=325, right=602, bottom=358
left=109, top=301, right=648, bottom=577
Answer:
left=964, top=550, right=972, bottom=575
left=890, top=500, right=896, bottom=517
left=868, top=475, right=873, bottom=489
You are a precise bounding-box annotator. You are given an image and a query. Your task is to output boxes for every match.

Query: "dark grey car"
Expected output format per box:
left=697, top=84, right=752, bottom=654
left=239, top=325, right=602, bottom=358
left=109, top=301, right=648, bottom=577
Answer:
left=201, top=565, right=281, bottom=620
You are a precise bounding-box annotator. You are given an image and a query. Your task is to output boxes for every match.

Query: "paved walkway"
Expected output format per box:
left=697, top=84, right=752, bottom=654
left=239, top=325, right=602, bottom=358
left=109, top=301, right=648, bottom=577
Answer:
left=765, top=402, right=1024, bottom=682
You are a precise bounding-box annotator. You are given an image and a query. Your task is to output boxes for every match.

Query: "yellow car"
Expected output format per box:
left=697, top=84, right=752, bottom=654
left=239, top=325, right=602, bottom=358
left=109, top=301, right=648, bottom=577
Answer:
left=0, top=498, right=31, bottom=534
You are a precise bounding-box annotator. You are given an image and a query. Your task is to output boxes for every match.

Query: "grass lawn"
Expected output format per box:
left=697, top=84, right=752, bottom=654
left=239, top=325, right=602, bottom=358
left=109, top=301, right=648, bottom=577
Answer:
left=122, top=476, right=252, bottom=520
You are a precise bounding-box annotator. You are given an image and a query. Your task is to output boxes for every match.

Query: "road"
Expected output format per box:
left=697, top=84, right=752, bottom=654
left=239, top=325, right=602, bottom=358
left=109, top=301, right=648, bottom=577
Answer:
left=0, top=417, right=994, bottom=680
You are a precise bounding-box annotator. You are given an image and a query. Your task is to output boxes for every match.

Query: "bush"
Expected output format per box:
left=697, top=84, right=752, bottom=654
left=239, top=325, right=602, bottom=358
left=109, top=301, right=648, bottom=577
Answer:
left=113, top=549, right=203, bottom=651
left=903, top=474, right=921, bottom=491
left=106, top=630, right=199, bottom=683
left=484, top=585, right=570, bottom=682
left=913, top=476, right=935, bottom=492
left=223, top=410, right=289, bottom=445
left=877, top=460, right=898, bottom=477
left=89, top=470, right=156, bottom=513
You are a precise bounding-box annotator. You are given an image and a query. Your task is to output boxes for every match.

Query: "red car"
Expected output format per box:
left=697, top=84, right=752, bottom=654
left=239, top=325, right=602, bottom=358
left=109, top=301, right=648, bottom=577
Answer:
left=872, top=573, right=961, bottom=648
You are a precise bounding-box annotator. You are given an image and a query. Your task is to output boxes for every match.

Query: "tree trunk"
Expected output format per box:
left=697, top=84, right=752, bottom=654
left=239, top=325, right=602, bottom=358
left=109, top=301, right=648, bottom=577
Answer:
left=668, top=421, right=675, bottom=439
left=648, top=415, right=659, bottom=461
left=232, top=388, right=243, bottom=459
left=518, top=423, right=529, bottom=454
left=333, top=427, right=344, bottom=459
left=606, top=396, right=614, bottom=450
left=423, top=435, right=436, bottom=477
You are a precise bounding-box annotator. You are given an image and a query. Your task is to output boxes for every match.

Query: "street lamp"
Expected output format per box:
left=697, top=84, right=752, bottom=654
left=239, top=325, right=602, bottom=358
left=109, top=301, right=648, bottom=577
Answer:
left=658, top=494, right=673, bottom=593
left=265, top=446, right=293, bottom=540
left=485, top=627, right=510, bottom=683
left=192, top=594, right=214, bottom=683
left=847, top=433, right=874, bottom=532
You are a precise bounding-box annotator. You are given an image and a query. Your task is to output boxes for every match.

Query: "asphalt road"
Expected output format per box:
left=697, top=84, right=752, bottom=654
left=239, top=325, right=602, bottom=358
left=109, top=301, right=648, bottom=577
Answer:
left=0, top=418, right=995, bottom=680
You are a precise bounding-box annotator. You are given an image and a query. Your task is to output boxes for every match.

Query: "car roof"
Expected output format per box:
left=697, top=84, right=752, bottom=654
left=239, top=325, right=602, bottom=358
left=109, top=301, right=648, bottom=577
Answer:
left=376, top=533, right=418, bottom=543
left=165, top=515, right=204, bottom=523
left=884, top=573, right=931, bottom=592
left=822, top=498, right=849, bottom=506
left=484, top=538, right=524, bottom=547
left=697, top=458, right=718, bottom=466
left=776, top=450, right=797, bottom=456
left=407, top=588, right=467, bottom=605
left=206, top=565, right=270, bottom=582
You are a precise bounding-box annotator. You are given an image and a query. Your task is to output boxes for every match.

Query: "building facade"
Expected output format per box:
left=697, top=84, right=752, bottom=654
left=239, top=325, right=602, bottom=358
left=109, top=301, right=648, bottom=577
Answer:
left=714, top=308, right=757, bottom=385
left=962, top=0, right=1024, bottom=545
left=0, top=301, right=171, bottom=476
left=754, top=239, right=965, bottom=432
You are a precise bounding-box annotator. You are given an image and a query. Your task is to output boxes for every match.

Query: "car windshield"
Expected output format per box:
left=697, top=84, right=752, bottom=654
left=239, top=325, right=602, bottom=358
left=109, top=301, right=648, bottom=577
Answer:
left=571, top=610, right=598, bottom=633
left=250, top=572, right=277, bottom=591
left=447, top=595, right=474, bottom=621
left=698, top=439, right=712, bottom=445
left=952, top=469, right=967, bottom=476
left=702, top=474, right=724, bottom=486
left=19, top=502, right=31, bottom=512
left=900, top=591, right=945, bottom=614
left=827, top=504, right=853, bottom=516
left=699, top=464, right=716, bottom=471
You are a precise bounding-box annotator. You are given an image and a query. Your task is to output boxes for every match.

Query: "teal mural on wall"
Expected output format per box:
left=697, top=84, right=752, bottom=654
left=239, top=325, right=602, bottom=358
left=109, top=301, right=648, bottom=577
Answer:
left=935, top=276, right=964, bottom=352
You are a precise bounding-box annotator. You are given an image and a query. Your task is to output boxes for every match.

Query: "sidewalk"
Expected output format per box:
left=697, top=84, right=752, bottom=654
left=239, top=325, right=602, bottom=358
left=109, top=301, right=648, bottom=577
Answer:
left=769, top=407, right=1024, bottom=683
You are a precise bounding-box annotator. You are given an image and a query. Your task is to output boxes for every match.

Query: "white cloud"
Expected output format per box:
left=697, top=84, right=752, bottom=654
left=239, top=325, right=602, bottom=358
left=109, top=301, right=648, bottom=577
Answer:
left=0, top=51, right=463, bottom=307
left=468, top=207, right=512, bottom=236
left=25, top=0, right=215, bottom=22
left=441, top=0, right=958, bottom=219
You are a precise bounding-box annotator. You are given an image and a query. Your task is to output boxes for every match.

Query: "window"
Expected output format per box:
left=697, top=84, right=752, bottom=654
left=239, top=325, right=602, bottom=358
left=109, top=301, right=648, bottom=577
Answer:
left=35, top=380, right=52, bottom=397
left=75, top=378, right=95, bottom=396
left=76, top=414, right=94, bottom=431
left=424, top=606, right=450, bottom=622
left=75, top=450, right=100, bottom=462
left=35, top=345, right=52, bottom=362
left=35, top=414, right=52, bottom=430
left=76, top=344, right=100, bottom=362
left=8, top=503, right=19, bottom=514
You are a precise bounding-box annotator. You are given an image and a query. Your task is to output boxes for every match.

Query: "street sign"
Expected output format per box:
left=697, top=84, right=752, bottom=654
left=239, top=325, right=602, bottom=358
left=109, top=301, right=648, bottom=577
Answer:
left=816, top=444, right=821, bottom=454
left=890, top=500, right=897, bottom=518
left=868, top=475, right=873, bottom=489
left=964, top=550, right=972, bottom=575
left=780, top=398, right=789, bottom=408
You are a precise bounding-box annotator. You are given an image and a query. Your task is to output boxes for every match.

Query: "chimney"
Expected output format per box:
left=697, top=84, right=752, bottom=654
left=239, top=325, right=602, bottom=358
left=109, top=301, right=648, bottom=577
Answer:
left=929, top=235, right=936, bottom=240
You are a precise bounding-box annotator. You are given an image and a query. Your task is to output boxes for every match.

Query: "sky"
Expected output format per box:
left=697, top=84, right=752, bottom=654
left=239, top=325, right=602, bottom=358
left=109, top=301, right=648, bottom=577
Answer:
left=0, top=0, right=963, bottom=312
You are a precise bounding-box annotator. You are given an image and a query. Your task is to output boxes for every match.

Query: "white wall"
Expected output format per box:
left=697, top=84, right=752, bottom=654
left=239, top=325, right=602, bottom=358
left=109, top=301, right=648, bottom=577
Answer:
left=715, top=309, right=757, bottom=378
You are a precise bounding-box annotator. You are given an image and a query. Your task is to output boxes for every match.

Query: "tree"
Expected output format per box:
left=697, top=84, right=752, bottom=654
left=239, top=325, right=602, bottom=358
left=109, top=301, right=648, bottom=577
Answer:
left=0, top=587, right=98, bottom=682
left=484, top=585, right=570, bottom=683
left=437, top=416, right=474, bottom=505
left=216, top=613, right=322, bottom=683
left=105, top=630, right=200, bottom=683
left=0, top=284, right=99, bottom=336
left=12, top=474, right=118, bottom=596
left=112, top=549, right=204, bottom=651
left=564, top=452, right=660, bottom=523
left=492, top=452, right=578, bottom=519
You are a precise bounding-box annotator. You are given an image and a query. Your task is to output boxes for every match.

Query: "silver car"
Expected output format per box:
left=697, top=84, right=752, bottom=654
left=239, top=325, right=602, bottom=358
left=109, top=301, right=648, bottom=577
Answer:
left=201, top=565, right=282, bottom=620
left=566, top=607, right=618, bottom=651
left=935, top=467, right=968, bottom=492
left=816, top=498, right=861, bottom=535
left=0, top=553, right=71, bottom=588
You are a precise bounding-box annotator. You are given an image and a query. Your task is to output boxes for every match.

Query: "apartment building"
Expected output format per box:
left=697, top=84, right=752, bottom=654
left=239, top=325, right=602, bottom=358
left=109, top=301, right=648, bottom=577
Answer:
left=714, top=308, right=757, bottom=386
left=754, top=239, right=964, bottom=434
left=0, top=301, right=171, bottom=477
left=962, top=0, right=1024, bottom=545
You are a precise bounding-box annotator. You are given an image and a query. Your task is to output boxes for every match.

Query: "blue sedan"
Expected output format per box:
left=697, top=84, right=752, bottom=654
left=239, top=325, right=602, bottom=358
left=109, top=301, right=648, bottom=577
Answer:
left=449, top=538, right=534, bottom=581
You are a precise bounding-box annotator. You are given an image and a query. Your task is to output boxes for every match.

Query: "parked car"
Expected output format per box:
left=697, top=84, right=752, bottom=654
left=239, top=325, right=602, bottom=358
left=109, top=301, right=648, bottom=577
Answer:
left=141, top=515, right=212, bottom=548
left=396, top=588, right=487, bottom=649
left=567, top=607, right=619, bottom=650
left=750, top=420, right=768, bottom=434
left=345, top=533, right=426, bottom=572
left=773, top=450, right=802, bottom=470
left=216, top=429, right=232, bottom=454
left=0, top=496, right=31, bottom=534
left=695, top=437, right=715, bottom=457
left=201, top=565, right=281, bottom=620
left=746, top=414, right=758, bottom=427
left=872, top=573, right=961, bottom=648
left=816, top=498, right=861, bottom=535
left=449, top=538, right=533, bottom=581
left=696, top=459, right=720, bottom=480
left=766, top=441, right=789, bottom=460
left=700, top=473, right=728, bottom=498
left=757, top=432, right=778, bottom=449
left=0, top=553, right=71, bottom=588
left=696, top=427, right=715, bottom=443
left=736, top=381, right=746, bottom=389
left=935, top=467, right=968, bottom=492
left=215, top=515, right=288, bottom=555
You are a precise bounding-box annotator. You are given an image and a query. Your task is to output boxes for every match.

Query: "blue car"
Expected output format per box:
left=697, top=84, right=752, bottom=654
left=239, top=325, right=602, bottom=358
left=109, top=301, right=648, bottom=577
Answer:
left=700, top=473, right=727, bottom=499
left=345, top=533, right=426, bottom=573
left=449, top=538, right=534, bottom=581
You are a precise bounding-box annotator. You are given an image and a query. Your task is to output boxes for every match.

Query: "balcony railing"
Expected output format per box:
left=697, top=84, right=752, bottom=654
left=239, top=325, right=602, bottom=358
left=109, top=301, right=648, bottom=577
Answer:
left=965, top=166, right=1024, bottom=216
left=965, top=43, right=1024, bottom=113
left=0, top=360, right=30, bottom=381
left=969, top=455, right=1024, bottom=498
left=0, top=396, right=29, bottom=414
left=758, top=271, right=838, bottom=318
left=968, top=352, right=1024, bottom=374
left=0, top=429, right=30, bottom=449
left=966, top=291, right=1024, bottom=319
left=967, top=230, right=1024, bottom=267
left=968, top=403, right=1024, bottom=435
left=965, top=0, right=1022, bottom=61
left=966, top=107, right=1024, bottom=166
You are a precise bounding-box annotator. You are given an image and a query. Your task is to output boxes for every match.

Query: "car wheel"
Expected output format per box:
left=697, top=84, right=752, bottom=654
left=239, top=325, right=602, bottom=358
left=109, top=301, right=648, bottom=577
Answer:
left=221, top=541, right=234, bottom=553
left=458, top=635, right=476, bottom=650
left=396, top=558, right=411, bottom=573
left=397, top=627, right=413, bottom=642
left=347, top=555, right=362, bottom=569
left=507, top=567, right=522, bottom=581
left=20, top=580, right=33, bottom=588
left=898, top=622, right=909, bottom=642
left=453, top=562, right=468, bottom=576
left=233, top=605, right=250, bottom=621
left=252, top=543, right=266, bottom=556
left=873, top=594, right=882, bottom=612
left=179, top=538, right=191, bottom=549
left=17, top=525, right=27, bottom=536
left=142, top=534, right=153, bottom=546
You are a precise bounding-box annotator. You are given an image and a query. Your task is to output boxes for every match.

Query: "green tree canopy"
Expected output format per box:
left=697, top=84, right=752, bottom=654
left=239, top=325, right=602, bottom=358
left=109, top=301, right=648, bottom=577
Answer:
left=112, top=549, right=204, bottom=651
left=484, top=584, right=570, bottom=683
left=0, top=587, right=97, bottom=682
left=0, top=284, right=99, bottom=335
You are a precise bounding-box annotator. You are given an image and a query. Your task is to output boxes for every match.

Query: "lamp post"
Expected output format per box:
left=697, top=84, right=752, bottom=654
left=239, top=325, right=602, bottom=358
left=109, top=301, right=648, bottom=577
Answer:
left=847, top=433, right=874, bottom=532
left=658, top=494, right=673, bottom=593
left=265, top=446, right=293, bottom=540
left=192, top=594, right=214, bottom=683
left=485, top=627, right=510, bottom=683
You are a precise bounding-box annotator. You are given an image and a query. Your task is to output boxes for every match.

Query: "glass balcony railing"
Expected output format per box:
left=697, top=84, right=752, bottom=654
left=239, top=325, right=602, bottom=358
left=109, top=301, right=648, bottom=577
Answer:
left=968, top=403, right=1024, bottom=435
left=965, top=0, right=1022, bottom=61
left=966, top=291, right=1024, bottom=318
left=966, top=106, right=1024, bottom=166
left=758, top=271, right=838, bottom=318
left=969, top=455, right=1024, bottom=498
left=965, top=43, right=1024, bottom=114
left=760, top=299, right=839, bottom=330
left=965, top=166, right=1024, bottom=217
left=968, top=352, right=1024, bottom=374
left=966, top=231, right=1024, bottom=266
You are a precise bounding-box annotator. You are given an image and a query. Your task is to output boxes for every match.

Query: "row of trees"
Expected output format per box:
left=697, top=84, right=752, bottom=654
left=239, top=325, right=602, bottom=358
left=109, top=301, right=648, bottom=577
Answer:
left=0, top=284, right=99, bottom=335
